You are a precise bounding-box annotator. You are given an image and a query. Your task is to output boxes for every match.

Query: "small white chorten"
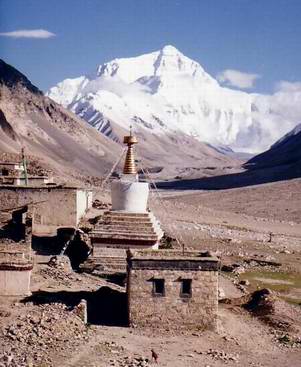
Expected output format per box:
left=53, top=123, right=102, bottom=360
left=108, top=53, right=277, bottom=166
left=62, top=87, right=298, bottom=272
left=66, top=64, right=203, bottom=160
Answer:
left=111, top=133, right=149, bottom=213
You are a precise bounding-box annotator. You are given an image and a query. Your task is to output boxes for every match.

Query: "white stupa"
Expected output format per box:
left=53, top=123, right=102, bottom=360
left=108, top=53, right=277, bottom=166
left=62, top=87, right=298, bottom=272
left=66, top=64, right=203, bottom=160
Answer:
left=111, top=133, right=149, bottom=213
left=89, top=132, right=163, bottom=256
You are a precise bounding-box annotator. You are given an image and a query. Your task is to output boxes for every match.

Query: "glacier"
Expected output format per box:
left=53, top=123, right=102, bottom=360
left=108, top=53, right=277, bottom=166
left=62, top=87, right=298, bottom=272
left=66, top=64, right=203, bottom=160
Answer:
left=47, top=45, right=300, bottom=153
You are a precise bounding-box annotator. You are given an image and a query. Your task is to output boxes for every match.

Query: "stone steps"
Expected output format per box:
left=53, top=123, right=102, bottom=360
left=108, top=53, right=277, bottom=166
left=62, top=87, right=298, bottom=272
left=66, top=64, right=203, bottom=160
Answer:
left=95, top=221, right=153, bottom=228
left=93, top=225, right=155, bottom=233
left=89, top=210, right=163, bottom=248
left=103, top=217, right=153, bottom=224
left=90, top=231, right=159, bottom=241
left=104, top=211, right=150, bottom=218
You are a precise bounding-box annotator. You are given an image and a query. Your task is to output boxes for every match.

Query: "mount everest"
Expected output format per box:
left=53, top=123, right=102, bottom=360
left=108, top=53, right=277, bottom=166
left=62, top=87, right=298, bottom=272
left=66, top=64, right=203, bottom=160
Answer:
left=47, top=45, right=300, bottom=153
left=0, top=58, right=240, bottom=181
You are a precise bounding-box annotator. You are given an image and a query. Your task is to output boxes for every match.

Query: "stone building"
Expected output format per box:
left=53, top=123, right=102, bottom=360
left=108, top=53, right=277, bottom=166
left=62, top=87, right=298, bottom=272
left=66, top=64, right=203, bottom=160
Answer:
left=0, top=185, right=93, bottom=236
left=127, top=250, right=219, bottom=330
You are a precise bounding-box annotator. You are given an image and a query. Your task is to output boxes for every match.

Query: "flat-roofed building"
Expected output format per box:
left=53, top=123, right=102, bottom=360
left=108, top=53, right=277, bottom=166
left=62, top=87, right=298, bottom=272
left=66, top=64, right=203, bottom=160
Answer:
left=0, top=185, right=93, bottom=236
left=127, top=250, right=219, bottom=330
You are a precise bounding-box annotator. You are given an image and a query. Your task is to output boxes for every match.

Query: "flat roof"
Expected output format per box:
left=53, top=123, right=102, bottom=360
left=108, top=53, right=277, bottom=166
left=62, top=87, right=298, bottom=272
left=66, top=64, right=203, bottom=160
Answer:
left=0, top=162, right=21, bottom=165
left=0, top=176, right=49, bottom=179
left=128, top=249, right=219, bottom=261
left=0, top=184, right=92, bottom=190
left=127, top=250, right=220, bottom=271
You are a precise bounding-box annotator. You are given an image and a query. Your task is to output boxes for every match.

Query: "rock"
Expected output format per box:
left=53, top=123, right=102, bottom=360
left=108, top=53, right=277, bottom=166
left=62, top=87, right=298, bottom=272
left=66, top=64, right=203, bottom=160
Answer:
left=218, top=288, right=226, bottom=300
left=233, top=266, right=246, bottom=274
left=200, top=250, right=213, bottom=257
left=74, top=299, right=87, bottom=324
left=221, top=264, right=235, bottom=272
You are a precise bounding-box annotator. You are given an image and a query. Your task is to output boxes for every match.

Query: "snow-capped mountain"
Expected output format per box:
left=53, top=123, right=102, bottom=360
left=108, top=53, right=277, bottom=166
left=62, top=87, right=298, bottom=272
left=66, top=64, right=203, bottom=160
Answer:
left=47, top=45, right=299, bottom=153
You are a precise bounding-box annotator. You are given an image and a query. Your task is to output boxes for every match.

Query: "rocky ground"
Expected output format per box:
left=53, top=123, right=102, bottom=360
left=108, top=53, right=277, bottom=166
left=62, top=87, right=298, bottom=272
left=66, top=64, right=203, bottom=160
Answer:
left=0, top=178, right=301, bottom=366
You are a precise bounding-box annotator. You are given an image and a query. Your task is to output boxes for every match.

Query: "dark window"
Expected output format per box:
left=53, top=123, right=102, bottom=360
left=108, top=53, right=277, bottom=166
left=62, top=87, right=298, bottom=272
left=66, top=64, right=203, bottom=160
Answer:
left=2, top=168, right=9, bottom=176
left=180, top=279, right=192, bottom=297
left=153, top=279, right=165, bottom=296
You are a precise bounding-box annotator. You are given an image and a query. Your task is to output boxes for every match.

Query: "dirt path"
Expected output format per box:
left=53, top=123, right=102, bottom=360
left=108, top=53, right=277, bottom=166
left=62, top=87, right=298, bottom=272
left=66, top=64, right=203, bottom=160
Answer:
left=53, top=307, right=301, bottom=367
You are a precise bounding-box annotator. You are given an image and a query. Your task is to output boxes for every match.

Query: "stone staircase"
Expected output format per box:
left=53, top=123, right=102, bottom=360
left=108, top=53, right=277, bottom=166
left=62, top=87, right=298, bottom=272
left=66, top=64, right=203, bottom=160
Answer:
left=83, top=211, right=164, bottom=274
left=89, top=210, right=163, bottom=248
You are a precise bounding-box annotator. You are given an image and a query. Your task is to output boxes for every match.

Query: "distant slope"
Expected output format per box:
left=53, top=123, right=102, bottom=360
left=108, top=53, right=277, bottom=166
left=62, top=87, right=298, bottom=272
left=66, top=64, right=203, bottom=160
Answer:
left=247, top=122, right=301, bottom=168
left=245, top=122, right=301, bottom=179
left=0, top=59, right=122, bottom=182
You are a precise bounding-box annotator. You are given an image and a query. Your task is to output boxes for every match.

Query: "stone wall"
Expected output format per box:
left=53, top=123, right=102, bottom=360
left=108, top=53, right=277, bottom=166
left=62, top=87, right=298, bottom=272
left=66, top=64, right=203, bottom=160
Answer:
left=127, top=259, right=218, bottom=330
left=0, top=269, right=32, bottom=296
left=0, top=250, right=33, bottom=296
left=0, top=186, right=92, bottom=235
left=76, top=189, right=93, bottom=224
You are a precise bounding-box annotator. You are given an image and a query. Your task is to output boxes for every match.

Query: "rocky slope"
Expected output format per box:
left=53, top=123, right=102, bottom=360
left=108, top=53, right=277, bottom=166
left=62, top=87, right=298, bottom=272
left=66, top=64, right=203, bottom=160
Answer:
left=47, top=45, right=299, bottom=154
left=0, top=59, right=123, bottom=182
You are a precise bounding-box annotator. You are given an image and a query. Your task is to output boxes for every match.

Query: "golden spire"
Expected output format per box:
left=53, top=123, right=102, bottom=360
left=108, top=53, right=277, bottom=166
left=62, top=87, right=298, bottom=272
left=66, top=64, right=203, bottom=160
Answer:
left=123, top=126, right=138, bottom=174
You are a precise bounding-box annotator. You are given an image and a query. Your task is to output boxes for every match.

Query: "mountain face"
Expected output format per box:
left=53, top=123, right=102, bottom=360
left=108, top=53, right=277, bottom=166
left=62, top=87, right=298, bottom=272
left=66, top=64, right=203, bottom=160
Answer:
left=0, top=59, right=122, bottom=182
left=246, top=122, right=301, bottom=174
left=0, top=59, right=241, bottom=181
left=47, top=45, right=299, bottom=154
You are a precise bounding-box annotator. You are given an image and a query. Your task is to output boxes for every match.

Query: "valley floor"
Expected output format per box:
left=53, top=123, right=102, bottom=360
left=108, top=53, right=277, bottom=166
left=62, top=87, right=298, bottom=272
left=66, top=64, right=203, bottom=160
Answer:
left=1, top=178, right=301, bottom=366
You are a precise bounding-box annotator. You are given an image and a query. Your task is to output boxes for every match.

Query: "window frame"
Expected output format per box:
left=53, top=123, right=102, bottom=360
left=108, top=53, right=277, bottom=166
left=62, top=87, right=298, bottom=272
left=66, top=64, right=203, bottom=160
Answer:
left=152, top=278, right=165, bottom=297
left=180, top=278, right=192, bottom=298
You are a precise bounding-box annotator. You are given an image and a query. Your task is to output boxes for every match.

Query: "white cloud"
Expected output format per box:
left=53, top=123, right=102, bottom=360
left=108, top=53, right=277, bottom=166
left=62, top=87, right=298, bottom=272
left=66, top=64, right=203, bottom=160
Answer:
left=250, top=79, right=301, bottom=151
left=217, top=69, right=260, bottom=89
left=270, top=80, right=301, bottom=122
left=275, top=80, right=301, bottom=93
left=83, top=75, right=151, bottom=98
left=0, top=29, right=56, bottom=39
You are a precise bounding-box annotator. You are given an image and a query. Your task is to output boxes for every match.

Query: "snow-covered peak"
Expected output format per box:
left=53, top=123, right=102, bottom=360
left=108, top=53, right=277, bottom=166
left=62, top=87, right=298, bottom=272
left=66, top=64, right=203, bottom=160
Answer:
left=154, top=45, right=204, bottom=77
left=96, top=50, right=158, bottom=84
left=160, top=44, right=180, bottom=55
left=47, top=46, right=301, bottom=153
left=95, top=45, right=211, bottom=85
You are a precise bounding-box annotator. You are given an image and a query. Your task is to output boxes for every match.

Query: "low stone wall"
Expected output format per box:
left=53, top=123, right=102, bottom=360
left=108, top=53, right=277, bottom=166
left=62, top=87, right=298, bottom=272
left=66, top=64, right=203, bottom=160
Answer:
left=0, top=253, right=33, bottom=296
left=0, top=268, right=32, bottom=296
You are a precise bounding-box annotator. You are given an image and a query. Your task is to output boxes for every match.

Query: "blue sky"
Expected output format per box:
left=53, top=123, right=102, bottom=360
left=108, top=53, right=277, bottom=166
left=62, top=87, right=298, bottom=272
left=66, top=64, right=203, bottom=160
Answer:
left=0, top=0, right=300, bottom=93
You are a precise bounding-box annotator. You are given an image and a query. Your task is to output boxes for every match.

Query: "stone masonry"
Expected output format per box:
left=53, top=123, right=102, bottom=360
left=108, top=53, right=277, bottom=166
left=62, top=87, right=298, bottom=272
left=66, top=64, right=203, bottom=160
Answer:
left=0, top=185, right=92, bottom=235
left=127, top=250, right=219, bottom=330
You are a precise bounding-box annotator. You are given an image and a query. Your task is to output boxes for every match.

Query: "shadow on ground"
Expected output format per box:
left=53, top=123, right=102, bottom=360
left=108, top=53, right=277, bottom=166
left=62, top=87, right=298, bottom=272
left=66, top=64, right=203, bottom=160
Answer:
left=31, top=235, right=62, bottom=255
left=156, top=165, right=301, bottom=191
left=22, top=286, right=128, bottom=326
